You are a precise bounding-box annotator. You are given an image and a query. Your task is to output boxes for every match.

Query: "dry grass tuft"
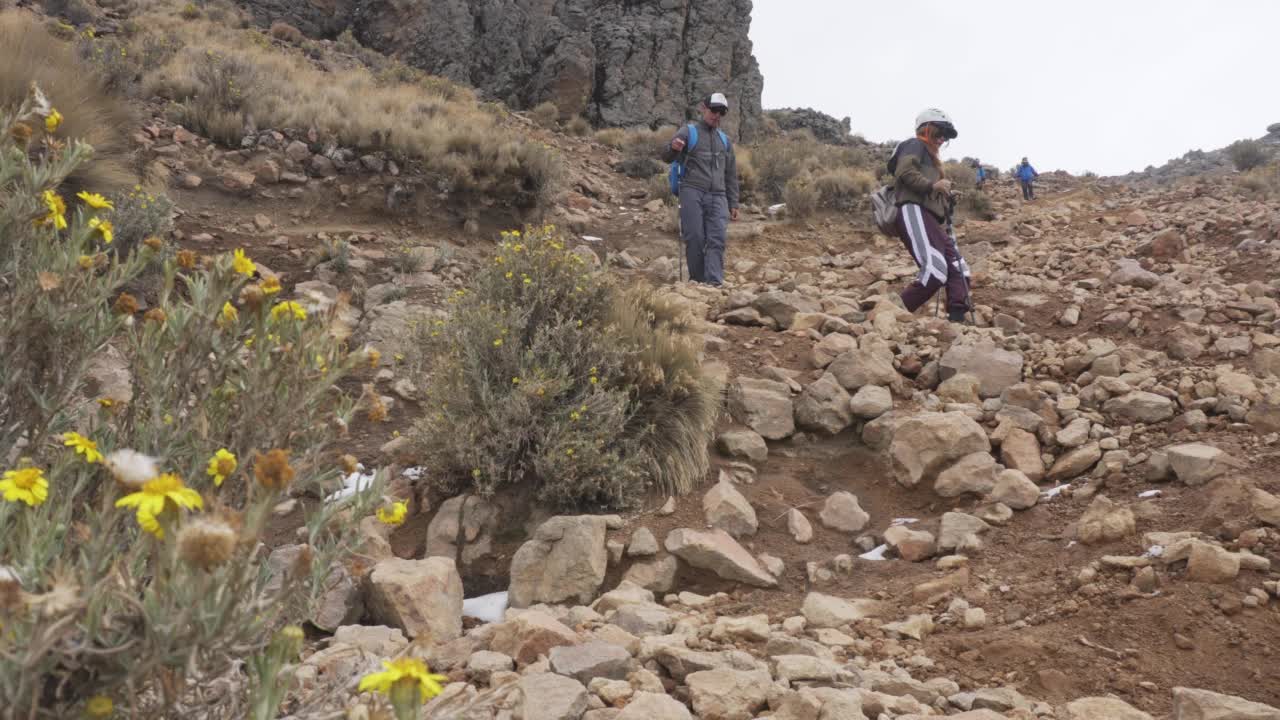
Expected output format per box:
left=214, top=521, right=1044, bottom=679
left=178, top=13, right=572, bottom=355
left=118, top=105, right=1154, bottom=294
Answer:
left=783, top=175, right=818, bottom=219
left=0, top=11, right=135, bottom=193
left=119, top=0, right=563, bottom=208
left=268, top=20, right=302, bottom=43
left=531, top=101, right=559, bottom=129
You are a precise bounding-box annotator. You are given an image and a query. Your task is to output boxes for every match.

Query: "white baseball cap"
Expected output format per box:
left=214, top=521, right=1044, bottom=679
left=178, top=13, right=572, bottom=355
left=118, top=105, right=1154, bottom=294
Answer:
left=705, top=93, right=729, bottom=110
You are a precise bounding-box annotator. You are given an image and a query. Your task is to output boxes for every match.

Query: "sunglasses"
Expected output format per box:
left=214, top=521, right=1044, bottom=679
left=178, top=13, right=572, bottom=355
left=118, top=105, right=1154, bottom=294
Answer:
left=710, top=107, right=727, bottom=116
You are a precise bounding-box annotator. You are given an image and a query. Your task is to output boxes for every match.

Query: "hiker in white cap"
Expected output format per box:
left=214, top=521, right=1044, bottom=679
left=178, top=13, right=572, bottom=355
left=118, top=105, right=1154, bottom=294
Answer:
left=660, top=93, right=740, bottom=286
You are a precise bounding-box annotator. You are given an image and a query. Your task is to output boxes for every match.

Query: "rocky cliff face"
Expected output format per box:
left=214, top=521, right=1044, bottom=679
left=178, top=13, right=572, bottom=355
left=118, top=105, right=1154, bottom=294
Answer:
left=241, top=0, right=765, bottom=140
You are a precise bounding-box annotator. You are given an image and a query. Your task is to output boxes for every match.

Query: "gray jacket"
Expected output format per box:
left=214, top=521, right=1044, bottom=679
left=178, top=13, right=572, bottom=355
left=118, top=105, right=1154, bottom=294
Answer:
left=661, top=121, right=740, bottom=209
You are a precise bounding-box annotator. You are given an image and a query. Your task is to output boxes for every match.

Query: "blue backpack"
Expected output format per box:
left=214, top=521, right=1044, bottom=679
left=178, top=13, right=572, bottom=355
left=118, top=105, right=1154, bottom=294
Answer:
left=669, top=124, right=730, bottom=196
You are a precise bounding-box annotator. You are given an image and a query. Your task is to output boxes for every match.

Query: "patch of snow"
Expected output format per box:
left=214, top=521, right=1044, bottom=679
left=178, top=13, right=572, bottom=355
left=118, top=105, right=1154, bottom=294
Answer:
left=581, top=235, right=604, bottom=243
left=767, top=203, right=787, bottom=216
left=1145, top=545, right=1165, bottom=558
left=402, top=466, right=426, bottom=481
left=463, top=591, right=509, bottom=624
left=858, top=544, right=889, bottom=561
left=1040, top=484, right=1069, bottom=499
left=1138, top=489, right=1162, bottom=498
left=325, top=467, right=377, bottom=504
left=891, top=518, right=919, bottom=526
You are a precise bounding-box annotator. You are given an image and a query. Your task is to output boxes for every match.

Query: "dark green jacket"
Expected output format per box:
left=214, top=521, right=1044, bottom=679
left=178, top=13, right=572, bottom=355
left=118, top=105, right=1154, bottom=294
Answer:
left=889, top=138, right=948, bottom=220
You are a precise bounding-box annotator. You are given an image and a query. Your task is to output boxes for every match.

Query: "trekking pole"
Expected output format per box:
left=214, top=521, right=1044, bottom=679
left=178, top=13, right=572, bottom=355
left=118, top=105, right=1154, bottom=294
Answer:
left=945, top=193, right=978, bottom=325
left=676, top=203, right=685, bottom=282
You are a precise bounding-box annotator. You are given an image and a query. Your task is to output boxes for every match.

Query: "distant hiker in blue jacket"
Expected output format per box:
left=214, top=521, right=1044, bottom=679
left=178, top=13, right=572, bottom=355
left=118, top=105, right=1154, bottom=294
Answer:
left=1017, top=157, right=1038, bottom=200
left=975, top=162, right=987, bottom=190
left=661, top=93, right=740, bottom=286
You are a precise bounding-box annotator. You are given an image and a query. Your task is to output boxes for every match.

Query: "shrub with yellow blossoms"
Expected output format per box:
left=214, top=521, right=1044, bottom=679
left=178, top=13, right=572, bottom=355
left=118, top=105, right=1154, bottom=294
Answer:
left=0, top=85, right=382, bottom=716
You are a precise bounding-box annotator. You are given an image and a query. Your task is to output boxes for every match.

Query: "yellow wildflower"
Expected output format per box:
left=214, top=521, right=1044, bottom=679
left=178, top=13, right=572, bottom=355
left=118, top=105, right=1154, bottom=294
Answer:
left=231, top=248, right=256, bottom=277
left=358, top=658, right=446, bottom=704
left=39, top=190, right=67, bottom=230
left=493, top=338, right=503, bottom=347
left=512, top=377, right=521, bottom=385
left=78, top=254, right=94, bottom=270
left=590, top=376, right=599, bottom=385
left=0, top=467, right=48, bottom=507
left=377, top=501, right=408, bottom=526
left=206, top=449, right=237, bottom=487
left=366, top=348, right=381, bottom=368
left=84, top=695, right=113, bottom=718
left=77, top=191, right=114, bottom=210
left=270, top=301, right=307, bottom=321
left=115, top=473, right=203, bottom=538
left=63, top=432, right=102, bottom=464
left=220, top=301, right=239, bottom=325
left=45, top=108, right=62, bottom=134
left=566, top=448, right=575, bottom=456
left=87, top=217, right=113, bottom=244
left=261, top=276, right=282, bottom=295
left=569, top=411, right=581, bottom=422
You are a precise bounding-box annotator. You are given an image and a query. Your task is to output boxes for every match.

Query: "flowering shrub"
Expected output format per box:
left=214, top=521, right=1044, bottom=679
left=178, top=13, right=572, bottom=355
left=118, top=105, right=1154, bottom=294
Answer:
left=411, top=226, right=721, bottom=510
left=0, top=86, right=380, bottom=716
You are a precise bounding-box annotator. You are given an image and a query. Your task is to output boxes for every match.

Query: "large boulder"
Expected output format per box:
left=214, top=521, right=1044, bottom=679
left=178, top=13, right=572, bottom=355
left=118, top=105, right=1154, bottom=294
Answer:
left=933, top=452, right=1000, bottom=498
left=888, top=412, right=991, bottom=488
left=753, top=292, right=821, bottom=330
left=702, top=478, right=758, bottom=537
left=490, top=610, right=580, bottom=665
left=517, top=673, right=589, bottom=720
left=819, top=491, right=870, bottom=533
left=1185, top=542, right=1240, bottom=584
left=728, top=377, right=796, bottom=440
left=828, top=348, right=900, bottom=391
left=801, top=592, right=889, bottom=628
left=794, top=373, right=854, bottom=434
left=883, top=525, right=937, bottom=562
left=549, top=641, right=634, bottom=683
left=1103, top=391, right=1176, bottom=423
left=1061, top=697, right=1153, bottom=720
left=716, top=430, right=768, bottom=462
left=1109, top=259, right=1160, bottom=289
left=366, top=557, right=463, bottom=642
left=939, top=340, right=1025, bottom=398
left=664, top=529, right=777, bottom=587
left=424, top=494, right=497, bottom=568
left=850, top=384, right=893, bottom=419
left=686, top=669, right=771, bottom=720
left=1000, top=428, right=1046, bottom=482
left=1077, top=496, right=1135, bottom=545
left=1172, top=687, right=1280, bottom=719
left=811, top=332, right=858, bottom=368
left=988, top=469, right=1040, bottom=510
left=508, top=516, right=609, bottom=608
left=617, top=692, right=693, bottom=720
left=1166, top=443, right=1237, bottom=486
left=1047, top=442, right=1102, bottom=482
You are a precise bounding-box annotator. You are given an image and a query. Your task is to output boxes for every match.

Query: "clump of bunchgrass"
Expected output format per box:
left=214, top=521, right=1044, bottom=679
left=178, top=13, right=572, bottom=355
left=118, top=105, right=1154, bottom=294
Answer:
left=410, top=226, right=721, bottom=510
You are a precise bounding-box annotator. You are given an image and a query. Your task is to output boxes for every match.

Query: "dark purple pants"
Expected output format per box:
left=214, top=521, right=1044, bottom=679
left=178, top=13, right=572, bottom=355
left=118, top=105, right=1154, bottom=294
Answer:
left=895, top=203, right=970, bottom=315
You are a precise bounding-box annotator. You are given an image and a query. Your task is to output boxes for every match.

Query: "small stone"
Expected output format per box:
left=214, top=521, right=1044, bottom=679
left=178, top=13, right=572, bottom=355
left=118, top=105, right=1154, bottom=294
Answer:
left=787, top=509, right=814, bottom=544
left=818, top=491, right=870, bottom=533
left=627, top=528, right=659, bottom=557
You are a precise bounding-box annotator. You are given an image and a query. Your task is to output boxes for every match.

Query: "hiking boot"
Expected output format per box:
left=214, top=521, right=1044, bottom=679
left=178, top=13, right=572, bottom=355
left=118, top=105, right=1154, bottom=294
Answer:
left=948, top=308, right=969, bottom=323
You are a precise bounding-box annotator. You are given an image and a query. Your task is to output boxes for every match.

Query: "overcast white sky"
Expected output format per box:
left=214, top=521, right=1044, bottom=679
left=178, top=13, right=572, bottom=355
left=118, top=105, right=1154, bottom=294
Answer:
left=751, top=0, right=1280, bottom=175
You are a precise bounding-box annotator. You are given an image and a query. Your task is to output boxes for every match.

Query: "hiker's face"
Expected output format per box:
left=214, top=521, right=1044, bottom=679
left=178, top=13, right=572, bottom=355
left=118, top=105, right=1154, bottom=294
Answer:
left=701, top=104, right=724, bottom=127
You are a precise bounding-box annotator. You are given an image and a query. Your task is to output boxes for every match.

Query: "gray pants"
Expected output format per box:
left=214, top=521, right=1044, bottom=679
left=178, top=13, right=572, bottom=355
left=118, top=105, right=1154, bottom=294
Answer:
left=678, top=186, right=728, bottom=285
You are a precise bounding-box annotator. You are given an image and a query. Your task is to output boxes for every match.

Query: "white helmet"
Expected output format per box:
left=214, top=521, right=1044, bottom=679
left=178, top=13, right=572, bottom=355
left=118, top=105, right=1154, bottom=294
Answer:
left=915, top=108, right=958, bottom=139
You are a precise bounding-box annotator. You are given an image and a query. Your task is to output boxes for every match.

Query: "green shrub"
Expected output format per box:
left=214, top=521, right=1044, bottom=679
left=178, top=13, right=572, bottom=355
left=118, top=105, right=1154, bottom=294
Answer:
left=269, top=20, right=303, bottom=43
left=751, top=131, right=819, bottom=202
left=110, top=185, right=175, bottom=257
left=566, top=115, right=591, bottom=137
left=962, top=190, right=996, bottom=220
left=531, top=100, right=559, bottom=129
left=813, top=167, right=874, bottom=210
left=410, top=226, right=720, bottom=510
left=783, top=175, right=818, bottom=218
left=0, top=12, right=135, bottom=194
left=595, top=127, right=626, bottom=149
left=1238, top=162, right=1280, bottom=197
left=1228, top=139, right=1268, bottom=172
left=0, top=84, right=379, bottom=716
left=943, top=161, right=977, bottom=190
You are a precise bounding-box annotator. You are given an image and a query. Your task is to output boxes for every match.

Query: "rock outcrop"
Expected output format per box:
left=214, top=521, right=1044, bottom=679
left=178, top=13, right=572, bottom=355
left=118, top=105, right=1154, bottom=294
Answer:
left=241, top=0, right=765, bottom=138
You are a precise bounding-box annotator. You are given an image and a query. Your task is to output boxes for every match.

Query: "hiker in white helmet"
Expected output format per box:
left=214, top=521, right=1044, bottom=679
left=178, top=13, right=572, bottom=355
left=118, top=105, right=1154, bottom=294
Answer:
left=886, top=108, right=971, bottom=322
left=660, top=93, right=740, bottom=286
